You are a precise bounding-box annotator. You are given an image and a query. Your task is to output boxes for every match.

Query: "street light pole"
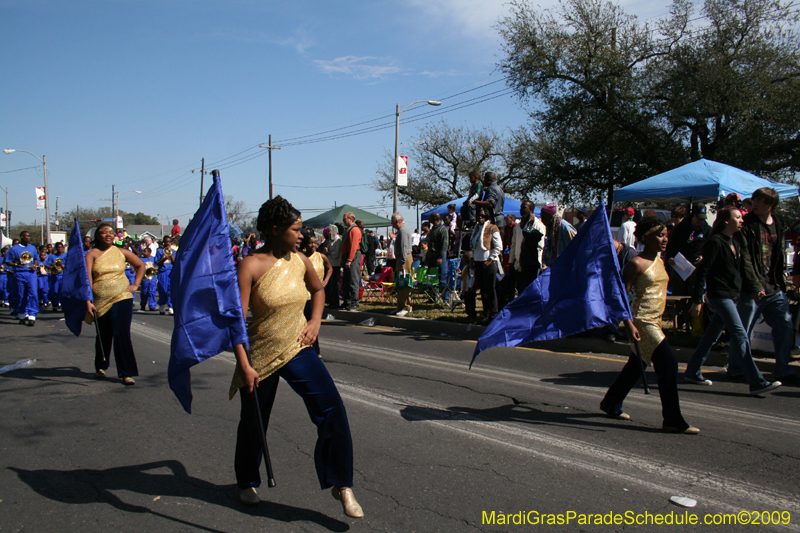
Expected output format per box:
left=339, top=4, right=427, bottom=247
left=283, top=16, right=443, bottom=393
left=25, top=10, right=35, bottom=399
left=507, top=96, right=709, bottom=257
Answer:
left=393, top=100, right=441, bottom=216
left=3, top=149, right=52, bottom=244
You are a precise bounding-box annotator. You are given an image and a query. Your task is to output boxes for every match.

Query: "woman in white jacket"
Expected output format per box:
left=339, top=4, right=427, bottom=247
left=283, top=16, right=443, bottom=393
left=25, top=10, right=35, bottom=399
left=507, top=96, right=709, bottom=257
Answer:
left=509, top=200, right=546, bottom=294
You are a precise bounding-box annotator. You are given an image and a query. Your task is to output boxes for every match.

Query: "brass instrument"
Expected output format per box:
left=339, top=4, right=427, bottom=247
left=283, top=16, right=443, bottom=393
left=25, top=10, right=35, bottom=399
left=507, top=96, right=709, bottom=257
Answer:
left=20, top=251, right=33, bottom=265
left=46, top=258, right=64, bottom=274
left=38, top=264, right=47, bottom=276
left=145, top=266, right=158, bottom=279
left=163, top=248, right=173, bottom=260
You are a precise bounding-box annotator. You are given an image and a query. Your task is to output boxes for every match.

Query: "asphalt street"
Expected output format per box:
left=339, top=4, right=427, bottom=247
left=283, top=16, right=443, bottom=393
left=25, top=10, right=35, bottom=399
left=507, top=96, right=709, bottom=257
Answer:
left=1, top=308, right=799, bottom=532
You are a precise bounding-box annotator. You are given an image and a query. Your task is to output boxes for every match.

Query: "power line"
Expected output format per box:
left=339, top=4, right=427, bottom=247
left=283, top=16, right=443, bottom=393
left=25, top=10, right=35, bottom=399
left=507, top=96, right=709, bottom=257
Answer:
left=0, top=165, right=39, bottom=174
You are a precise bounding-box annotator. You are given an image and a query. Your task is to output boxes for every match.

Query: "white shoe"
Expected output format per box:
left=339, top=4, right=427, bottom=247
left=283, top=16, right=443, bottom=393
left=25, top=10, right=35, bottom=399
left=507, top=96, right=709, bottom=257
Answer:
left=396, top=309, right=409, bottom=317
left=167, top=307, right=174, bottom=316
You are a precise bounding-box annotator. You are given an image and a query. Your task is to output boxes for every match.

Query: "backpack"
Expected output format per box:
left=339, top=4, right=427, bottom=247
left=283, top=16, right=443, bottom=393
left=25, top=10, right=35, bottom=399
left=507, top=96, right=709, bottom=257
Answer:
left=360, top=230, right=369, bottom=253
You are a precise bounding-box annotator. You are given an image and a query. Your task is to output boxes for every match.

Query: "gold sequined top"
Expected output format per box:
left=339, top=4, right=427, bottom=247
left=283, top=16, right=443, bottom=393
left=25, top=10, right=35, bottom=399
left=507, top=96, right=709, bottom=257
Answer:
left=229, top=252, right=308, bottom=398
left=629, top=256, right=668, bottom=364
left=87, top=246, right=132, bottom=322
left=307, top=252, right=325, bottom=300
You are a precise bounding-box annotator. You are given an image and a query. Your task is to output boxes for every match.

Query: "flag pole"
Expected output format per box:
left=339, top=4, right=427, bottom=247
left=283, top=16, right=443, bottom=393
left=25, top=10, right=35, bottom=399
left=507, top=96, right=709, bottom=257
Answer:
left=92, top=311, right=107, bottom=365
left=246, top=349, right=276, bottom=487
left=633, top=341, right=650, bottom=395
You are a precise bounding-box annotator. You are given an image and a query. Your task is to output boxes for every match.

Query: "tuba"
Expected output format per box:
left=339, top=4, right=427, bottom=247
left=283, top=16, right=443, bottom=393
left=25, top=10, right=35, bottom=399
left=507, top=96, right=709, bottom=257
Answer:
left=145, top=266, right=158, bottom=279
left=20, top=251, right=33, bottom=265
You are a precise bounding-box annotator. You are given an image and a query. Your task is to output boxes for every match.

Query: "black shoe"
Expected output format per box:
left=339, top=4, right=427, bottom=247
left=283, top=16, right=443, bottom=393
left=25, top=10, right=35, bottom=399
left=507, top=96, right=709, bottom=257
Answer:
left=773, top=373, right=800, bottom=386
left=26, top=318, right=35, bottom=327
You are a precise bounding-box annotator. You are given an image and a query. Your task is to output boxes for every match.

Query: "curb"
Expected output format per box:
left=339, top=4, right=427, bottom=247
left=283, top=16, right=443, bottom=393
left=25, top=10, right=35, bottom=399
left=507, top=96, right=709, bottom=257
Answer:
left=325, top=309, right=786, bottom=375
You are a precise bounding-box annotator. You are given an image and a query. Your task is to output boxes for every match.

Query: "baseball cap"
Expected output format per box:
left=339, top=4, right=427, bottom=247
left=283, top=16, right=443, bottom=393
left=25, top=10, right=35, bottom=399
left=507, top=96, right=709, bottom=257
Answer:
left=542, top=203, right=557, bottom=216
left=691, top=203, right=707, bottom=219
left=625, top=207, right=635, bottom=217
left=577, top=207, right=588, bottom=216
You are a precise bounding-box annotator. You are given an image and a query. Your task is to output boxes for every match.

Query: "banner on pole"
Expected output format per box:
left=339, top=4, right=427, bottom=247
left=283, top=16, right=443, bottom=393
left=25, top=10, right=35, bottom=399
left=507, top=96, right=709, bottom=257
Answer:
left=116, top=215, right=123, bottom=229
left=35, top=187, right=45, bottom=210
left=396, top=155, right=408, bottom=186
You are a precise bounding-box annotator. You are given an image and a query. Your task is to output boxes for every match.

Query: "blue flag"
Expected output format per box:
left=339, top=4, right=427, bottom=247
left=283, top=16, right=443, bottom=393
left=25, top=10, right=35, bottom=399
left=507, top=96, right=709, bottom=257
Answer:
left=168, top=173, right=249, bottom=413
left=59, top=219, right=93, bottom=336
left=471, top=202, right=631, bottom=366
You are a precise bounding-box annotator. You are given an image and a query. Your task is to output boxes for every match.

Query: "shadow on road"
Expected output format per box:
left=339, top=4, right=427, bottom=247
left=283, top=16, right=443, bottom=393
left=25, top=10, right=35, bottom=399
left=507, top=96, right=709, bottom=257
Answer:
left=9, top=460, right=349, bottom=532
left=399, top=403, right=661, bottom=434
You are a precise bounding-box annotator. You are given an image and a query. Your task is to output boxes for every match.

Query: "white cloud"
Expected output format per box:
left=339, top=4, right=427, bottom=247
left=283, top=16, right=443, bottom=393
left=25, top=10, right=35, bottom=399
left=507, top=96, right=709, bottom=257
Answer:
left=405, top=0, right=512, bottom=37
left=208, top=27, right=315, bottom=54
left=418, top=69, right=463, bottom=78
left=314, top=56, right=404, bottom=80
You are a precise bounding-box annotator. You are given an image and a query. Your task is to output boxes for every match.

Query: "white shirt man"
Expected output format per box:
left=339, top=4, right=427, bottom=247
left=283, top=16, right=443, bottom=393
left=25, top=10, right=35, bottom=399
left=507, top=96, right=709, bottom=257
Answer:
left=616, top=208, right=637, bottom=249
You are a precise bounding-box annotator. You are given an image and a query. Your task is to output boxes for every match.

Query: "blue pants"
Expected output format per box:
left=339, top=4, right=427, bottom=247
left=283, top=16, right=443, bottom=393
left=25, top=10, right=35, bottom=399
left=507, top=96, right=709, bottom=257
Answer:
left=140, top=278, right=157, bottom=310
left=7, top=272, right=19, bottom=310
left=0, top=272, right=7, bottom=303
left=13, top=271, right=39, bottom=317
left=601, top=339, right=689, bottom=430
left=48, top=274, right=63, bottom=308
left=739, top=292, right=796, bottom=378
left=235, top=347, right=353, bottom=490
left=95, top=299, right=138, bottom=378
left=157, top=271, right=172, bottom=307
left=38, top=275, right=49, bottom=305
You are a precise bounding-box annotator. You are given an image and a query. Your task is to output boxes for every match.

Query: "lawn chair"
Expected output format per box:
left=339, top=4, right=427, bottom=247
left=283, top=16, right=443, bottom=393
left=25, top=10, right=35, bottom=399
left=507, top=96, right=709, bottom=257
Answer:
left=363, top=267, right=394, bottom=303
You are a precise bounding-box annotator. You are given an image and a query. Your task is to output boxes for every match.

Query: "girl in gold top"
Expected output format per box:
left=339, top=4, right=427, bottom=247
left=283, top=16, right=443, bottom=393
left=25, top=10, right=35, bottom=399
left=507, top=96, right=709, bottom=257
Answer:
left=300, top=229, right=332, bottom=356
left=231, top=197, right=363, bottom=518
left=600, top=216, right=698, bottom=434
left=85, top=223, right=145, bottom=385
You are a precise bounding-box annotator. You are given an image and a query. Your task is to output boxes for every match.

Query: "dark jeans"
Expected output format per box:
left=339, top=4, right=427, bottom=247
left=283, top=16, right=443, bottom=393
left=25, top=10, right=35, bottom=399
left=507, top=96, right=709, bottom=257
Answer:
left=473, top=260, right=498, bottom=319
left=325, top=267, right=341, bottom=308
left=235, top=347, right=353, bottom=490
left=95, top=298, right=138, bottom=378
left=366, top=254, right=376, bottom=277
left=601, top=339, right=689, bottom=430
left=342, top=252, right=362, bottom=308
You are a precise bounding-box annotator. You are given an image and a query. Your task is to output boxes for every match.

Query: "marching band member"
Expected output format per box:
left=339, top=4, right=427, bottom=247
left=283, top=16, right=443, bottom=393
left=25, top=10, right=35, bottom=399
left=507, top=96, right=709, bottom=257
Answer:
left=154, top=235, right=177, bottom=315
left=37, top=248, right=50, bottom=307
left=5, top=231, right=40, bottom=325
left=230, top=196, right=362, bottom=518
left=45, top=242, right=67, bottom=312
left=139, top=246, right=158, bottom=311
left=0, top=245, right=9, bottom=307
left=85, top=223, right=145, bottom=385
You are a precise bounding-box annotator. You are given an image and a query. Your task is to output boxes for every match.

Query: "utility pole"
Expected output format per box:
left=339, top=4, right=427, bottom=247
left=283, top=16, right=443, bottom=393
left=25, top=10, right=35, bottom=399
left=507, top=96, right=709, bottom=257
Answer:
left=112, top=184, right=116, bottom=220
left=192, top=158, right=211, bottom=207
left=259, top=135, right=282, bottom=200
left=55, top=196, right=60, bottom=231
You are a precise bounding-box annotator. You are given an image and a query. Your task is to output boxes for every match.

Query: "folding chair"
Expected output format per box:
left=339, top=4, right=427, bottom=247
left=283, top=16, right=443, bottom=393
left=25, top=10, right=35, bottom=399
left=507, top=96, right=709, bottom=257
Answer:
left=363, top=267, right=394, bottom=303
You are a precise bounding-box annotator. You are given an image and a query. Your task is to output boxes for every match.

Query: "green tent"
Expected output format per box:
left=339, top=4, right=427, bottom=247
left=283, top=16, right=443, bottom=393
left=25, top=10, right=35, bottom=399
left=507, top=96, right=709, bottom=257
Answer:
left=303, top=204, right=392, bottom=228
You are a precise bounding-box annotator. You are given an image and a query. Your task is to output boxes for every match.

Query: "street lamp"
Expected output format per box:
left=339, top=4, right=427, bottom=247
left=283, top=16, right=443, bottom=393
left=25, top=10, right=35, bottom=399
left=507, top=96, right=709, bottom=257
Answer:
left=393, top=100, right=441, bottom=215
left=3, top=149, right=51, bottom=244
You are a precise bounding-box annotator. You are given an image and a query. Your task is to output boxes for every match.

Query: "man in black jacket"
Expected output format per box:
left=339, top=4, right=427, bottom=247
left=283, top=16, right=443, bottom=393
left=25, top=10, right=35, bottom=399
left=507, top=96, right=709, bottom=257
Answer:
left=665, top=203, right=712, bottom=330
left=734, top=187, right=798, bottom=385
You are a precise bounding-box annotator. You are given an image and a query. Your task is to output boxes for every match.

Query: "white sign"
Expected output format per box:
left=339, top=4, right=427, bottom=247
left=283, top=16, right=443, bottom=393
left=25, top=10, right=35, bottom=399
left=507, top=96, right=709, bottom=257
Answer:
left=35, top=187, right=45, bottom=210
left=116, top=215, right=123, bottom=229
left=0, top=212, right=5, bottom=227
left=396, top=155, right=408, bottom=186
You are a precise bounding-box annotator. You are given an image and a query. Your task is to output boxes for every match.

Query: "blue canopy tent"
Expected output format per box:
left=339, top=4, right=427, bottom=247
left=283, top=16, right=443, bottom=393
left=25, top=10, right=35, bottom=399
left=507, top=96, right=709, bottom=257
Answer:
left=228, top=223, right=244, bottom=237
left=613, top=159, right=799, bottom=203
left=421, top=196, right=537, bottom=221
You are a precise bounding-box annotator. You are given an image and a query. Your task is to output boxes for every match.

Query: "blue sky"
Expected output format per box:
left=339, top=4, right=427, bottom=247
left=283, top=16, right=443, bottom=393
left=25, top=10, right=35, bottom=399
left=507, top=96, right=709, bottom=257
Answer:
left=1, top=0, right=669, bottom=232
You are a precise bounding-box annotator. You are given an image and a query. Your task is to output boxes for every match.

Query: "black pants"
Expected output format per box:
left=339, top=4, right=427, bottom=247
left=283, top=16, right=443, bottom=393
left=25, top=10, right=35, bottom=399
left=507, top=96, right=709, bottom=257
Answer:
left=235, top=347, right=353, bottom=490
left=473, top=261, right=498, bottom=319
left=325, top=267, right=341, bottom=308
left=515, top=266, right=540, bottom=296
left=366, top=254, right=376, bottom=277
left=600, top=339, right=688, bottom=430
left=342, top=252, right=362, bottom=308
left=94, top=299, right=138, bottom=378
